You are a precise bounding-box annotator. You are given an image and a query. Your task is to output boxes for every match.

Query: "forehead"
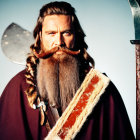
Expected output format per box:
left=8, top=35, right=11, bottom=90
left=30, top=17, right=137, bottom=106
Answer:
left=42, top=15, right=73, bottom=30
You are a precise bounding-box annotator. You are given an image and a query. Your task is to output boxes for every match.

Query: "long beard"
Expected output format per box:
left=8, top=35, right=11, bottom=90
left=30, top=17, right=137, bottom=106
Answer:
left=37, top=53, right=80, bottom=112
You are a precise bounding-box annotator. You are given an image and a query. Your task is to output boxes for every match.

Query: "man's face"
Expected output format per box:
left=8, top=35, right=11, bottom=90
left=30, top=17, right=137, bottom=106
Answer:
left=37, top=16, right=80, bottom=111
left=41, top=15, right=75, bottom=55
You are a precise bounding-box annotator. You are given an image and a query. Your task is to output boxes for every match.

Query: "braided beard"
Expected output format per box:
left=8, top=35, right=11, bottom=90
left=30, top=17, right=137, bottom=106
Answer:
left=37, top=52, right=80, bottom=112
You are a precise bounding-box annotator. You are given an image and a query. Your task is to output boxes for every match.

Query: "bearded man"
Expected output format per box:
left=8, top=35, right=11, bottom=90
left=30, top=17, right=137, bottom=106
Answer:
left=0, top=1, right=135, bottom=140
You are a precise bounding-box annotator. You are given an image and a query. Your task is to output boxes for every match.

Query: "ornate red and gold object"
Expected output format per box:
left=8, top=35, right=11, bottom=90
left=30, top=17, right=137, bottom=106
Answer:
left=45, top=69, right=110, bottom=140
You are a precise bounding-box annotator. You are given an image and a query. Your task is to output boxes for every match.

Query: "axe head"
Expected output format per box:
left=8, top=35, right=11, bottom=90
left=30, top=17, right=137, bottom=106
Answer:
left=129, top=0, right=140, bottom=41
left=1, top=23, right=34, bottom=65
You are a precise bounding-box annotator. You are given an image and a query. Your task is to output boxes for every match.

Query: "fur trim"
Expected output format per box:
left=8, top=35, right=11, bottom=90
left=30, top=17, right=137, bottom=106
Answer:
left=44, top=68, right=110, bottom=140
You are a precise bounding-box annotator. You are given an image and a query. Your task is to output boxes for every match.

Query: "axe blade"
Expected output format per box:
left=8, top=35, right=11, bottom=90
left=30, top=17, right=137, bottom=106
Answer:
left=1, top=23, right=34, bottom=65
left=129, top=0, right=140, bottom=40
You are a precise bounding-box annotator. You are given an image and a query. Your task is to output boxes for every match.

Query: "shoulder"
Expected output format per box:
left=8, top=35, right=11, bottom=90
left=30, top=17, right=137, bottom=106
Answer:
left=99, top=75, right=127, bottom=114
left=101, top=73, right=123, bottom=102
left=8, top=69, right=26, bottom=85
left=11, top=69, right=26, bottom=82
left=0, top=69, right=28, bottom=99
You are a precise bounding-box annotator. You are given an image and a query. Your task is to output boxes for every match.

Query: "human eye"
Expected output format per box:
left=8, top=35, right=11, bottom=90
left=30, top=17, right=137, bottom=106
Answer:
left=63, top=30, right=72, bottom=36
left=45, top=31, right=56, bottom=36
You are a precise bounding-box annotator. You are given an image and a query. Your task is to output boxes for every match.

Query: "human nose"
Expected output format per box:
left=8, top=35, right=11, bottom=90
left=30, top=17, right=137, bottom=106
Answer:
left=54, top=33, right=64, bottom=46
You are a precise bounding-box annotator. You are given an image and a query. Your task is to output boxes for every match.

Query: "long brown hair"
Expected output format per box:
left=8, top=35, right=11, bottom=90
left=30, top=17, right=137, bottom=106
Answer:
left=25, top=1, right=94, bottom=108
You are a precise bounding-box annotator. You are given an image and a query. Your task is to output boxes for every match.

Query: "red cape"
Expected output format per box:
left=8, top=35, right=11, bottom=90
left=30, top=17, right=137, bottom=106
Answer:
left=0, top=70, right=135, bottom=140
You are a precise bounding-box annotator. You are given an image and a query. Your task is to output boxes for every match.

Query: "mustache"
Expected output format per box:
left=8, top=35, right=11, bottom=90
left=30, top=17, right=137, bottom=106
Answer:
left=33, top=46, right=80, bottom=59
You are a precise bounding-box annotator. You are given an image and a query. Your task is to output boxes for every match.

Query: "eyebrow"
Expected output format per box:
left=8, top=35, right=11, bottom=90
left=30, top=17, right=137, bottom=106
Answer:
left=45, top=29, right=74, bottom=33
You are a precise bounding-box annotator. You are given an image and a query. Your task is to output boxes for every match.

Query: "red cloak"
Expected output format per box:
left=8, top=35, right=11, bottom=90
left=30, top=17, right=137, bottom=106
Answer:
left=0, top=70, right=135, bottom=140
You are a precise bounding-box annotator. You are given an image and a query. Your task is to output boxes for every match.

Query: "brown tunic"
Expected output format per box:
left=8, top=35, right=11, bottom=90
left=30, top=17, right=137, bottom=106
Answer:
left=0, top=70, right=135, bottom=140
